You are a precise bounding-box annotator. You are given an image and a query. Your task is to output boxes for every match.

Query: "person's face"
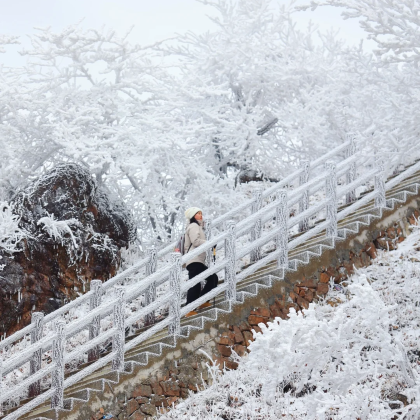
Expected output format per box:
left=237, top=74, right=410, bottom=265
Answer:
left=195, top=211, right=203, bottom=220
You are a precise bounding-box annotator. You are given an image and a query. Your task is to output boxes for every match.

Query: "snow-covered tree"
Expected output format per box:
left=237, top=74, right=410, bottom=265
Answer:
left=298, top=0, right=420, bottom=170
left=161, top=0, right=360, bottom=182
left=2, top=0, right=419, bottom=247
left=1, top=4, right=364, bottom=244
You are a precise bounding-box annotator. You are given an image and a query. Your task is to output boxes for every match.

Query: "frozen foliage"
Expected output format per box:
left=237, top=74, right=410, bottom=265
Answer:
left=157, top=226, right=420, bottom=419
left=1, top=0, right=419, bottom=246
left=37, top=213, right=79, bottom=249
left=0, top=203, right=27, bottom=255
left=303, top=0, right=420, bottom=64
left=298, top=0, right=420, bottom=172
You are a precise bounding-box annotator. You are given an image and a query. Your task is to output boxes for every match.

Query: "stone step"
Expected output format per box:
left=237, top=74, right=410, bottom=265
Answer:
left=13, top=170, right=420, bottom=420
left=57, top=183, right=408, bottom=398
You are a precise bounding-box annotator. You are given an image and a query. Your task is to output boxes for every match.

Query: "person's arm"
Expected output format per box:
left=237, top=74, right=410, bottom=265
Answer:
left=189, top=224, right=206, bottom=248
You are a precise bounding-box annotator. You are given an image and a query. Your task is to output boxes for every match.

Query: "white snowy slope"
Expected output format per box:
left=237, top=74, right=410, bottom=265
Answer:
left=157, top=225, right=420, bottom=420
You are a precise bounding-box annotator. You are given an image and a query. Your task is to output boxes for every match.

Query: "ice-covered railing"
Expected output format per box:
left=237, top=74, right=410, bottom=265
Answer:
left=2, top=138, right=420, bottom=420
left=0, top=140, right=355, bottom=354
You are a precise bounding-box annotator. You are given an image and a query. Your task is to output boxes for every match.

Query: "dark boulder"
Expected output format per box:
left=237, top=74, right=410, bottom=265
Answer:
left=0, top=163, right=136, bottom=336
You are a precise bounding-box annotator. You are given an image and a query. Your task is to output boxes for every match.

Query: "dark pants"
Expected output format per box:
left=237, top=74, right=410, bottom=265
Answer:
left=186, top=262, right=219, bottom=305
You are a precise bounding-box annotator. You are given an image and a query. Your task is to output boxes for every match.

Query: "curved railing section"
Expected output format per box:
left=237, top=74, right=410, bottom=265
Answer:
left=2, top=137, right=420, bottom=419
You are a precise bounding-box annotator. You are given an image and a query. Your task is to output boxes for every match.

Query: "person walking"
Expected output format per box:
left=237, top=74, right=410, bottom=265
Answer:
left=184, top=207, right=218, bottom=317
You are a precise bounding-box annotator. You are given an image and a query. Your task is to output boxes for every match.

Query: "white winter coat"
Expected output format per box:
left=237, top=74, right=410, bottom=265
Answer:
left=184, top=220, right=206, bottom=266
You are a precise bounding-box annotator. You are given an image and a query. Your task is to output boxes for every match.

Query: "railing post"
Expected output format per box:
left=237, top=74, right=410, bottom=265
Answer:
left=250, top=189, right=263, bottom=262
left=276, top=190, right=288, bottom=269
left=205, top=218, right=213, bottom=267
left=168, top=252, right=182, bottom=336
left=325, top=162, right=338, bottom=238
left=112, top=287, right=125, bottom=372
left=145, top=247, right=157, bottom=325
left=29, top=312, right=44, bottom=397
left=225, top=221, right=237, bottom=302
left=375, top=155, right=386, bottom=209
left=51, top=320, right=65, bottom=409
left=88, top=280, right=102, bottom=363
left=346, top=136, right=357, bottom=204
left=299, top=160, right=310, bottom=232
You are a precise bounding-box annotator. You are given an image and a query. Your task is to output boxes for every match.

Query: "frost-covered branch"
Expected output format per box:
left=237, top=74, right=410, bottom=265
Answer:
left=37, top=213, right=80, bottom=248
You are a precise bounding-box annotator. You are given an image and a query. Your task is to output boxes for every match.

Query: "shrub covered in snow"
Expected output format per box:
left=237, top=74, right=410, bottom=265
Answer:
left=0, top=202, right=27, bottom=256
left=157, top=227, right=420, bottom=419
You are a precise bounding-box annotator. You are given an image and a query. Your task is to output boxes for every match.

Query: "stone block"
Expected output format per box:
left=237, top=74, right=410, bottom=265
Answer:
left=136, top=397, right=149, bottom=405
left=248, top=315, right=266, bottom=326
left=177, top=378, right=186, bottom=388
left=180, top=387, right=189, bottom=398
left=150, top=379, right=164, bottom=396
left=188, top=382, right=198, bottom=392
left=386, top=227, right=396, bottom=239
left=218, top=344, right=232, bottom=357
left=232, top=326, right=244, bottom=344
left=326, top=266, right=338, bottom=277
left=238, top=321, right=251, bottom=331
left=160, top=380, right=181, bottom=397
left=304, top=289, right=314, bottom=303
left=289, top=291, right=298, bottom=302
left=296, top=296, right=309, bottom=310
left=252, top=325, right=262, bottom=334
left=167, top=396, right=179, bottom=406
left=269, top=304, right=282, bottom=318
left=218, top=336, right=232, bottom=346
left=215, top=356, right=239, bottom=370
left=250, top=307, right=270, bottom=318
left=375, top=238, right=390, bottom=250
left=151, top=395, right=168, bottom=407
left=317, top=283, right=329, bottom=295
left=243, top=330, right=254, bottom=346
left=228, top=331, right=236, bottom=341
left=233, top=344, right=247, bottom=357
left=127, top=399, right=139, bottom=416
left=365, top=242, right=377, bottom=259
left=179, top=365, right=197, bottom=379
left=320, top=272, right=330, bottom=283
left=140, top=403, right=157, bottom=416
left=130, top=412, right=146, bottom=420
left=132, top=384, right=152, bottom=398
left=225, top=359, right=239, bottom=370
left=274, top=298, right=286, bottom=309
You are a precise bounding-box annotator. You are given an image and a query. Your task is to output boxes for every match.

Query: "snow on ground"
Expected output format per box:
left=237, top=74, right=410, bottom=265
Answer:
left=156, top=224, right=420, bottom=420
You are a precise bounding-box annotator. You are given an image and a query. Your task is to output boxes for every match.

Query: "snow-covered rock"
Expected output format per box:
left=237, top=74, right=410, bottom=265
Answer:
left=0, top=163, right=136, bottom=336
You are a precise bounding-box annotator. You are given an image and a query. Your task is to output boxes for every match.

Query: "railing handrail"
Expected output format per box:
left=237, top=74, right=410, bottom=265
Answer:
left=5, top=139, right=420, bottom=420
left=0, top=140, right=354, bottom=352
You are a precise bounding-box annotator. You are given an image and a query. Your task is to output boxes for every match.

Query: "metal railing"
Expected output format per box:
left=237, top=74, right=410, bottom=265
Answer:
left=2, top=137, right=420, bottom=420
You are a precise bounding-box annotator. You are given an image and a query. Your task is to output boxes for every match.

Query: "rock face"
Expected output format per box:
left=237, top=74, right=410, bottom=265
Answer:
left=0, top=163, right=136, bottom=336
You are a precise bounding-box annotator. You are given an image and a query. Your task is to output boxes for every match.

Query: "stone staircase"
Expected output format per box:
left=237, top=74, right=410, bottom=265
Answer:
left=11, top=168, right=420, bottom=420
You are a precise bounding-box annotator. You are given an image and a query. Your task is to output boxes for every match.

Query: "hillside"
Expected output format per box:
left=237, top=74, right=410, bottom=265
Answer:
left=157, top=223, right=420, bottom=419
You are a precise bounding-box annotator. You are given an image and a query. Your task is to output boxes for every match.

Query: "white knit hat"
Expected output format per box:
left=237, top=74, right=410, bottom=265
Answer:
left=185, top=207, right=202, bottom=221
